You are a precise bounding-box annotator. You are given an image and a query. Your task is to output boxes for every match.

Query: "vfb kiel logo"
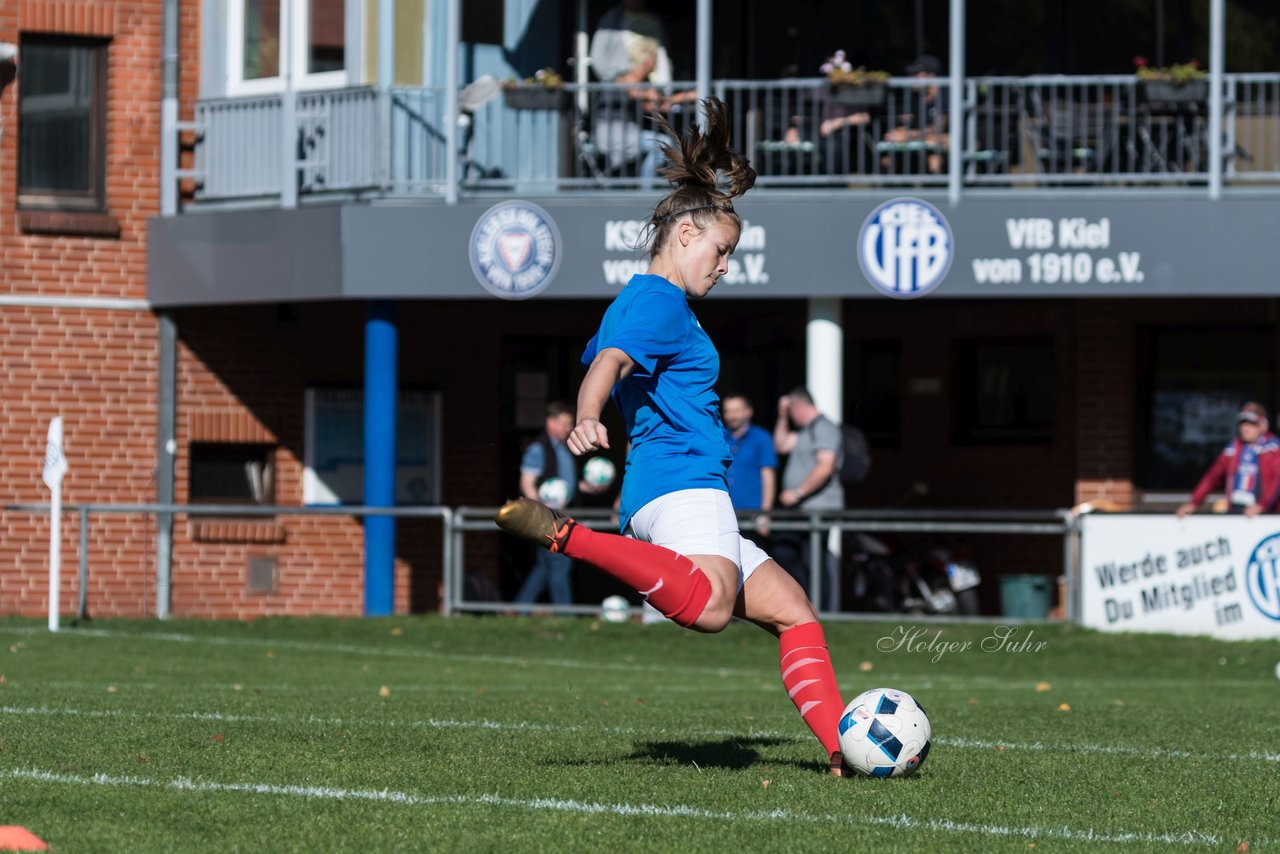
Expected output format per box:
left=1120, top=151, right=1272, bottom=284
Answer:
left=469, top=200, right=562, bottom=300
left=858, top=198, right=954, bottom=299
left=1245, top=532, right=1280, bottom=621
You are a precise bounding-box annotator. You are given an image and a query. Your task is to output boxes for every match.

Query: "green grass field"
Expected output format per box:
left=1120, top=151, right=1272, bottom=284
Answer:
left=0, top=615, right=1276, bottom=852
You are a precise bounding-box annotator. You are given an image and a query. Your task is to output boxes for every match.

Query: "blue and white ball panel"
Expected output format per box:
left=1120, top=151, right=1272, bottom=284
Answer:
left=837, top=687, right=932, bottom=778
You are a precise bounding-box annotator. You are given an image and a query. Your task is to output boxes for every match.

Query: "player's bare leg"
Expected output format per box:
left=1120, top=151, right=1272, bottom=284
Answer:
left=496, top=498, right=731, bottom=629
left=737, top=559, right=849, bottom=775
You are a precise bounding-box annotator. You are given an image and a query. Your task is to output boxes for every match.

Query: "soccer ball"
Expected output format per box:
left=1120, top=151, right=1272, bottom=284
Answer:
left=537, top=477, right=570, bottom=509
left=837, top=688, right=932, bottom=778
left=583, top=456, right=616, bottom=489
left=600, top=594, right=631, bottom=623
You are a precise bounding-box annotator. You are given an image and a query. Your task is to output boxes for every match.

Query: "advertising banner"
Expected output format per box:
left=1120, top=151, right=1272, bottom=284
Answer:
left=1079, top=514, right=1280, bottom=640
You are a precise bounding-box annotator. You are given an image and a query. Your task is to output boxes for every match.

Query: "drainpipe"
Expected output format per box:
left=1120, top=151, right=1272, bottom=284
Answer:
left=155, top=0, right=179, bottom=619
left=156, top=312, right=177, bottom=620
left=161, top=0, right=178, bottom=216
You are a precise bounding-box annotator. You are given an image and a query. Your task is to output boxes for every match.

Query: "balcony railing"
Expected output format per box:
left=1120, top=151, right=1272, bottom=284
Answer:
left=184, top=74, right=1280, bottom=206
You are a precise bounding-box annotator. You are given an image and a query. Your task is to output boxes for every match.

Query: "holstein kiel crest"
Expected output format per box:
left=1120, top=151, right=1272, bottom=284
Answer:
left=469, top=200, right=562, bottom=299
left=858, top=198, right=954, bottom=298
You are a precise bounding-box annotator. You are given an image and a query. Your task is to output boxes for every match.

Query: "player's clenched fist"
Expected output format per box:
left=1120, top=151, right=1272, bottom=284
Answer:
left=568, top=419, right=609, bottom=455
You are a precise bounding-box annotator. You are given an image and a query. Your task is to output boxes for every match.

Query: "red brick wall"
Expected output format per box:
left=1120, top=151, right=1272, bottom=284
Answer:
left=0, top=1, right=183, bottom=618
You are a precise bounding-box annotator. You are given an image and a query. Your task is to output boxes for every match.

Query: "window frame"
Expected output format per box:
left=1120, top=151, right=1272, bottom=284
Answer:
left=17, top=35, right=109, bottom=212
left=847, top=338, right=903, bottom=448
left=952, top=336, right=1057, bottom=446
left=188, top=442, right=278, bottom=505
left=226, top=0, right=348, bottom=97
left=1134, top=324, right=1275, bottom=493
left=302, top=386, right=442, bottom=506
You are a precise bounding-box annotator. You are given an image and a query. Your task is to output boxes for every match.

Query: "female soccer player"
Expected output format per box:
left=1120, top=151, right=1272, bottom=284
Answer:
left=496, top=98, right=849, bottom=775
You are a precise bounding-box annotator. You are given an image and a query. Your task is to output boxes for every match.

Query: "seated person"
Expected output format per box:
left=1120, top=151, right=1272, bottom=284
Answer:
left=589, top=0, right=673, bottom=84
left=592, top=34, right=695, bottom=181
left=881, top=53, right=950, bottom=174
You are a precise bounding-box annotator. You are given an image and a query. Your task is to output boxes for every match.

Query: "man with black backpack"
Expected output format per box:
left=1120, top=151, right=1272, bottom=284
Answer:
left=773, top=388, right=845, bottom=609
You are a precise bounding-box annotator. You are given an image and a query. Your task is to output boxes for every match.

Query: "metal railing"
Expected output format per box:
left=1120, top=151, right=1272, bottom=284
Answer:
left=4, top=502, right=453, bottom=620
left=448, top=506, right=1078, bottom=621
left=5, top=501, right=1076, bottom=622
left=184, top=73, right=1280, bottom=206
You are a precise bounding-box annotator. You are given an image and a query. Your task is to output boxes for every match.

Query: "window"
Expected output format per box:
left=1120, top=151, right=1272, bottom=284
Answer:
left=303, top=388, right=440, bottom=505
left=18, top=37, right=107, bottom=211
left=190, top=443, right=276, bottom=504
left=1137, top=327, right=1274, bottom=491
left=307, top=0, right=345, bottom=73
left=462, top=0, right=504, bottom=46
left=848, top=339, right=902, bottom=446
left=955, top=338, right=1055, bottom=444
left=227, top=0, right=346, bottom=94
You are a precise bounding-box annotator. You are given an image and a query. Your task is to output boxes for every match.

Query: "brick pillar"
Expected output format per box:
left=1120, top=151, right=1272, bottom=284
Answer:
left=1075, top=304, right=1135, bottom=506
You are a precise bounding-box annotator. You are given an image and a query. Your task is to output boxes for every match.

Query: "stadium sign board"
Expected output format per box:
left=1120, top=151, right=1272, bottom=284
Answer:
left=1079, top=514, right=1280, bottom=640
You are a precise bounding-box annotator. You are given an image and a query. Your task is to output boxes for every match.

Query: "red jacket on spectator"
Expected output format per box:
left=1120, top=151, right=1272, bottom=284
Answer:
left=1189, top=433, right=1280, bottom=510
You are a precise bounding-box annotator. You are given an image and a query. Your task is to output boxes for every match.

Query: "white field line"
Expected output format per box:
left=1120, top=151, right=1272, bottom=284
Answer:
left=3, top=705, right=1278, bottom=764
left=0, top=626, right=754, bottom=677
left=3, top=679, right=784, bottom=695
left=0, top=766, right=1235, bottom=848
left=3, top=625, right=1269, bottom=691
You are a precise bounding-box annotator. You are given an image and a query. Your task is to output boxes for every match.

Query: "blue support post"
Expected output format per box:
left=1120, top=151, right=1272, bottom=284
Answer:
left=364, top=301, right=398, bottom=616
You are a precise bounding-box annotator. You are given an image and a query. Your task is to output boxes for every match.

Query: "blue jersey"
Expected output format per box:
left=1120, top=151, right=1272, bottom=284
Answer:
left=723, top=423, right=777, bottom=511
left=581, top=274, right=732, bottom=531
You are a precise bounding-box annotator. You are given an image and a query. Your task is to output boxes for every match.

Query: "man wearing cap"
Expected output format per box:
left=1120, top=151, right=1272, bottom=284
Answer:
left=1176, top=402, right=1280, bottom=517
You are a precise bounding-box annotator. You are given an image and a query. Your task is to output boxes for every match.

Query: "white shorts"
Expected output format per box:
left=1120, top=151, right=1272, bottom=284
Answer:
left=624, top=488, right=771, bottom=590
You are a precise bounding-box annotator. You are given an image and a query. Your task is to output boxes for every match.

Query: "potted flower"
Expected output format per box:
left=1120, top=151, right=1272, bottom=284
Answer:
left=503, top=68, right=570, bottom=111
left=1134, top=57, right=1208, bottom=105
left=821, top=50, right=890, bottom=108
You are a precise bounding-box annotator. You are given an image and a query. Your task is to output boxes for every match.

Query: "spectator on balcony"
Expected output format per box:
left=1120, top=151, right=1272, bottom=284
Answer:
left=593, top=34, right=694, bottom=183
left=589, top=0, right=672, bottom=85
left=881, top=53, right=950, bottom=174
left=1177, top=401, right=1280, bottom=518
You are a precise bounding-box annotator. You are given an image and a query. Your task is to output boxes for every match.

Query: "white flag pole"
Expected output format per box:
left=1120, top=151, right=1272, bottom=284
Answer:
left=42, top=417, right=69, bottom=632
left=48, top=479, right=61, bottom=632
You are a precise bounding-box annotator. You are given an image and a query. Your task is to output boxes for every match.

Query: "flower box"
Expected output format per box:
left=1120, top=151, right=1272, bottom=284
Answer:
left=1139, top=78, right=1208, bottom=106
left=503, top=87, right=570, bottom=111
left=826, top=82, right=887, bottom=110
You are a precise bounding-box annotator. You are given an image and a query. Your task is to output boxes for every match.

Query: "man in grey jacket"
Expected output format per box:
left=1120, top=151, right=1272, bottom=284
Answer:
left=773, top=388, right=843, bottom=608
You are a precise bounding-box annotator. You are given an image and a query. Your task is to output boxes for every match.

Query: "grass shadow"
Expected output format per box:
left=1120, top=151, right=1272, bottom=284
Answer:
left=625, top=736, right=818, bottom=773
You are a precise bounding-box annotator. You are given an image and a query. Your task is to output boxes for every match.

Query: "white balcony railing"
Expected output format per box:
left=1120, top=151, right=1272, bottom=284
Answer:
left=182, top=74, right=1280, bottom=207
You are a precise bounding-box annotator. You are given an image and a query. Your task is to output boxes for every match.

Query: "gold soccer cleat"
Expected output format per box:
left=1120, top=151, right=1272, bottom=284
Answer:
left=494, top=497, right=577, bottom=553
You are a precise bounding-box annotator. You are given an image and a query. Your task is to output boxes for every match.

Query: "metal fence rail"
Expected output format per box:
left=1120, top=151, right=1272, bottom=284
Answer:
left=449, top=506, right=1078, bottom=622
left=5, top=502, right=1078, bottom=622
left=187, top=73, right=1280, bottom=204
left=4, top=502, right=453, bottom=620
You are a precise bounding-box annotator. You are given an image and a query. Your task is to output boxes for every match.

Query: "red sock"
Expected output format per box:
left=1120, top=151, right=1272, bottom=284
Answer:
left=779, top=622, right=845, bottom=757
left=562, top=526, right=711, bottom=627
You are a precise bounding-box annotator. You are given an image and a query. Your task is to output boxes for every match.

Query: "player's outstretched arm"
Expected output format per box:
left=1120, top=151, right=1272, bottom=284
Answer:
left=570, top=348, right=634, bottom=455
